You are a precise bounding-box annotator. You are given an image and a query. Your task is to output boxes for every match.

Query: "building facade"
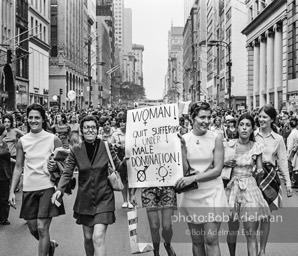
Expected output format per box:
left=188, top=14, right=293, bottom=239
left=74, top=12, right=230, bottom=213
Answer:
left=28, top=0, right=51, bottom=109
left=132, top=44, right=144, bottom=86
left=49, top=0, right=85, bottom=111
left=206, top=0, right=247, bottom=110
left=0, top=0, right=15, bottom=111
left=15, top=0, right=29, bottom=111
left=242, top=0, right=288, bottom=111
left=165, top=26, right=184, bottom=104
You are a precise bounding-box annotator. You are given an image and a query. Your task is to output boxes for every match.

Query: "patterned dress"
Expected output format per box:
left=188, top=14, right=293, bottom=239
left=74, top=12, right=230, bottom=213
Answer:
left=225, top=141, right=271, bottom=221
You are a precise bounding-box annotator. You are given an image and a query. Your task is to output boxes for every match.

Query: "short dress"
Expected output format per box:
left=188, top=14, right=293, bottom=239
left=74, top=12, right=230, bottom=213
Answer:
left=225, top=142, right=271, bottom=221
left=141, top=186, right=177, bottom=212
left=179, top=130, right=227, bottom=224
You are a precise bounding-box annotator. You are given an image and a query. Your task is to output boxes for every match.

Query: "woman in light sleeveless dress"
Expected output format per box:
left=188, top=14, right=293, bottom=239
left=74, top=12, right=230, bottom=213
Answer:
left=175, top=102, right=227, bottom=256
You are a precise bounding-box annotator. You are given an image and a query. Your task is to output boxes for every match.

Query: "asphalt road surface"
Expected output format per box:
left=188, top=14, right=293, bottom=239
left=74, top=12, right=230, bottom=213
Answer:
left=1, top=173, right=298, bottom=256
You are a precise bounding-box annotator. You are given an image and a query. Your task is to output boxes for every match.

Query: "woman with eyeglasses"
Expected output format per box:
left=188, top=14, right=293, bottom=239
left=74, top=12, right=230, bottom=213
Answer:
left=98, top=117, right=114, bottom=143
left=175, top=101, right=227, bottom=256
left=51, top=115, right=126, bottom=256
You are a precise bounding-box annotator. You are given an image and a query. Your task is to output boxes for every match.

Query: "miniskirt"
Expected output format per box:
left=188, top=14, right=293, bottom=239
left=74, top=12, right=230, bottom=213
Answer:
left=74, top=211, right=116, bottom=227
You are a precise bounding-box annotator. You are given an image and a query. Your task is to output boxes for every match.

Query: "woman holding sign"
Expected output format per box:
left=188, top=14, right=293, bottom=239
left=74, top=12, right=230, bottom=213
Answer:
left=175, top=101, right=227, bottom=256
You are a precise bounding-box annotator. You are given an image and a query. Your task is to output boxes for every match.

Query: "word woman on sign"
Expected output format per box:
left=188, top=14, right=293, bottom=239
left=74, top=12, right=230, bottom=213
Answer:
left=126, top=104, right=188, bottom=256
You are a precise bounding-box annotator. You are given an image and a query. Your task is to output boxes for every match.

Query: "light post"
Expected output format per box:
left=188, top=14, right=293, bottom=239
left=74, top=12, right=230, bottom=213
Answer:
left=208, top=40, right=232, bottom=109
left=88, top=61, right=105, bottom=109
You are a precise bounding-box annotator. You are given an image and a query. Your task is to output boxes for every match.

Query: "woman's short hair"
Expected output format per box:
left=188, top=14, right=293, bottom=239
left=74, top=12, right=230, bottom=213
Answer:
left=80, top=115, right=99, bottom=134
left=189, top=102, right=211, bottom=120
left=2, top=114, right=14, bottom=128
left=26, top=103, right=47, bottom=131
left=229, top=119, right=237, bottom=126
left=236, top=113, right=255, bottom=141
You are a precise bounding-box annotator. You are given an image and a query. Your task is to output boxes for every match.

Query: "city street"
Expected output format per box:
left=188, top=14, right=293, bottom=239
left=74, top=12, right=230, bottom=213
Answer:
left=1, top=173, right=298, bottom=256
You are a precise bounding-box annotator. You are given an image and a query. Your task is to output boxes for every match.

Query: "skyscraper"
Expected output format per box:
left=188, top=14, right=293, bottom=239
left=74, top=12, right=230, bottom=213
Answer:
left=184, top=0, right=194, bottom=23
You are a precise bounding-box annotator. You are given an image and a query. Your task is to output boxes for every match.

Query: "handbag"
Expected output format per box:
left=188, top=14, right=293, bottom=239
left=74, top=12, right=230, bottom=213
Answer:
left=127, top=207, right=154, bottom=254
left=175, top=172, right=198, bottom=194
left=104, top=141, right=124, bottom=191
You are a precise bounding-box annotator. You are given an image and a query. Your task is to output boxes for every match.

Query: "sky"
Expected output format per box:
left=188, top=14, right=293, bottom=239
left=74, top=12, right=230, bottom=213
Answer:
left=124, top=0, right=185, bottom=100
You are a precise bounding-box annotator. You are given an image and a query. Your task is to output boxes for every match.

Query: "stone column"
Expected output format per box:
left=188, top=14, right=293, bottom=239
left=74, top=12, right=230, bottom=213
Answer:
left=266, top=30, right=274, bottom=104
left=274, top=23, right=282, bottom=109
left=259, top=35, right=266, bottom=107
left=253, top=40, right=260, bottom=109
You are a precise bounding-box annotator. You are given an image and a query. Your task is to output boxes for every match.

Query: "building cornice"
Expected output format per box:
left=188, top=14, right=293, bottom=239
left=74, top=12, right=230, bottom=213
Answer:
left=29, top=7, right=50, bottom=25
left=241, top=0, right=286, bottom=35
left=29, top=36, right=51, bottom=51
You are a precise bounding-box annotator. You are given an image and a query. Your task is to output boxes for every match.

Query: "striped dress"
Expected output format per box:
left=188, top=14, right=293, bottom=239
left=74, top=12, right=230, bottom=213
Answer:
left=225, top=141, right=271, bottom=221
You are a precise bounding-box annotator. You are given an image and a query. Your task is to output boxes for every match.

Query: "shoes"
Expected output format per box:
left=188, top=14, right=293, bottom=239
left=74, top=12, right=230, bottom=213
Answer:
left=122, top=202, right=128, bottom=208
left=49, top=240, right=58, bottom=256
left=164, top=243, right=176, bottom=256
left=128, top=202, right=134, bottom=209
left=0, top=219, right=10, bottom=225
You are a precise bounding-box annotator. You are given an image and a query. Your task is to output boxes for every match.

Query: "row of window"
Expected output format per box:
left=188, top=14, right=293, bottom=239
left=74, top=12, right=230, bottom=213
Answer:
left=30, top=16, right=48, bottom=43
left=30, top=0, right=48, bottom=18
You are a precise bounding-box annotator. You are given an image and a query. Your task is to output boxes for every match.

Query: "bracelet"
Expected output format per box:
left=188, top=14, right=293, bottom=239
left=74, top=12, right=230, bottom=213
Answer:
left=255, top=168, right=264, bottom=174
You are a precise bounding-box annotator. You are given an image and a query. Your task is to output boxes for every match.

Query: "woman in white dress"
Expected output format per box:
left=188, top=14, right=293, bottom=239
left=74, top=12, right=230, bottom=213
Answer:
left=175, top=101, right=227, bottom=256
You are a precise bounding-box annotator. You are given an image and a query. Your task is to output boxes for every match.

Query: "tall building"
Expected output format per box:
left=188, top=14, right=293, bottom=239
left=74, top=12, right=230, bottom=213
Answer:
left=165, top=26, right=184, bottom=103
left=0, top=0, right=15, bottom=110
left=184, top=0, right=194, bottom=23
left=123, top=8, right=132, bottom=54
left=206, top=0, right=247, bottom=110
left=113, top=0, right=124, bottom=47
left=242, top=0, right=296, bottom=111
left=96, top=0, right=114, bottom=107
left=28, top=0, right=51, bottom=109
left=49, top=0, right=85, bottom=110
left=132, top=44, right=144, bottom=86
left=15, top=0, right=29, bottom=111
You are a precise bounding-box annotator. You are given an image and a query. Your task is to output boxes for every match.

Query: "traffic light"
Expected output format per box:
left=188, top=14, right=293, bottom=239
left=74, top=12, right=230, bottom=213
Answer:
left=7, top=50, right=12, bottom=64
left=60, top=89, right=63, bottom=95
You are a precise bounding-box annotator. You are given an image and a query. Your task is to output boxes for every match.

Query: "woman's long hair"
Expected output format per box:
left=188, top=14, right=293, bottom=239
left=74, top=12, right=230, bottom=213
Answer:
left=236, top=113, right=256, bottom=141
left=259, top=105, right=278, bottom=133
left=26, top=103, right=47, bottom=132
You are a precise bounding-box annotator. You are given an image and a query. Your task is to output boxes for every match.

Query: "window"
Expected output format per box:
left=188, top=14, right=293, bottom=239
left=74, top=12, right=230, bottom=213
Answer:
left=35, top=20, right=38, bottom=36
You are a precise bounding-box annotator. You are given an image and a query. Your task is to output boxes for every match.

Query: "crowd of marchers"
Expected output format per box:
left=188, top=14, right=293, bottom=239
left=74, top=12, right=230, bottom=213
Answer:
left=0, top=102, right=297, bottom=256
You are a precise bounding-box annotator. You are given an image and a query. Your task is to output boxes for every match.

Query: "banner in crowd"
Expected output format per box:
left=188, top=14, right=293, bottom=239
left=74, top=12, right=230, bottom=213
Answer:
left=125, top=103, right=183, bottom=188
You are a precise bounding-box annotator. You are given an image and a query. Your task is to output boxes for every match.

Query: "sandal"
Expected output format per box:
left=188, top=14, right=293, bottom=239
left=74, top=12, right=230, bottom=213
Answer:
left=49, top=240, right=58, bottom=256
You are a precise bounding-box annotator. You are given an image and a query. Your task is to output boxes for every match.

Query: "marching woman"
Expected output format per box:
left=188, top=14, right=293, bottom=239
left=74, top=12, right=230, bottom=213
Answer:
left=175, top=102, right=227, bottom=256
left=224, top=113, right=270, bottom=256
left=255, top=105, right=292, bottom=256
left=9, top=103, right=65, bottom=256
left=51, top=113, right=71, bottom=149
left=51, top=115, right=126, bottom=256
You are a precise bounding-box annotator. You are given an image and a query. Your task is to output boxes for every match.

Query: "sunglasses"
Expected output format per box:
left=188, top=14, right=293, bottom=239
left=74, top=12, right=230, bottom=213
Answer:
left=83, top=125, right=97, bottom=130
left=103, top=123, right=110, bottom=127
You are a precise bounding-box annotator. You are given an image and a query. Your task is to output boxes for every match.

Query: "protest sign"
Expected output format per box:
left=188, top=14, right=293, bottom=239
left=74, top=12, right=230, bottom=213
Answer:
left=125, top=103, right=183, bottom=188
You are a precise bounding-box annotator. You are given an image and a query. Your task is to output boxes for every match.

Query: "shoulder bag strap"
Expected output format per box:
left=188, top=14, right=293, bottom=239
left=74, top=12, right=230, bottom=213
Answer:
left=104, top=141, right=115, bottom=170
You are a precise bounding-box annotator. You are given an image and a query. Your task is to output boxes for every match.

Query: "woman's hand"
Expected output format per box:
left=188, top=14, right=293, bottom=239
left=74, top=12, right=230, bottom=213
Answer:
left=175, top=175, right=196, bottom=190
left=224, top=159, right=236, bottom=168
left=287, top=187, right=293, bottom=197
left=51, top=190, right=62, bottom=204
left=177, top=133, right=186, bottom=148
left=8, top=192, right=16, bottom=208
left=47, top=158, right=57, bottom=172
